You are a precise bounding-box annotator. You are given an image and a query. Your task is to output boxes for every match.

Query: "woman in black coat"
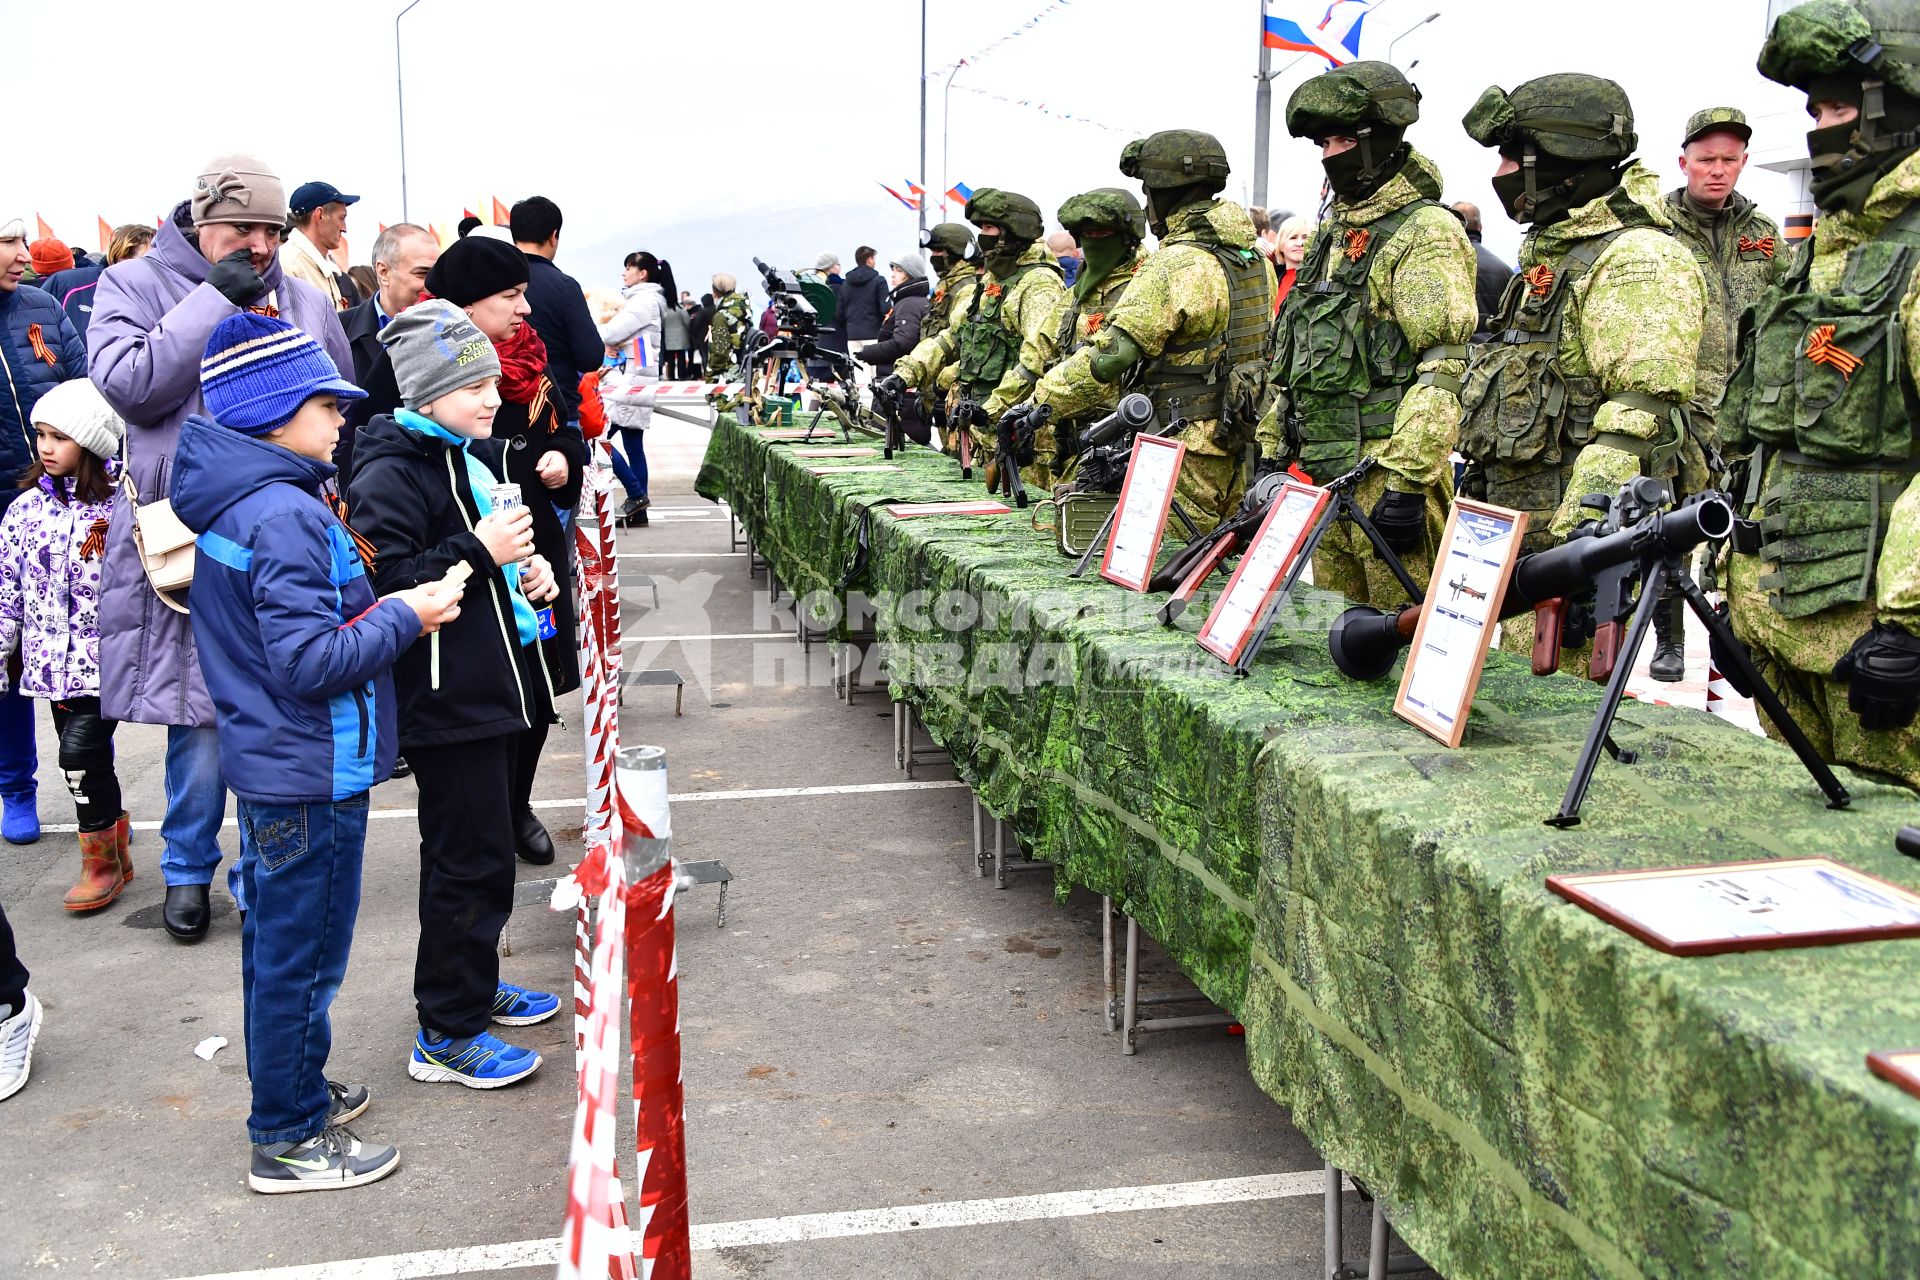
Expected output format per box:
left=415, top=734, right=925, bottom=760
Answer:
left=855, top=253, right=933, bottom=444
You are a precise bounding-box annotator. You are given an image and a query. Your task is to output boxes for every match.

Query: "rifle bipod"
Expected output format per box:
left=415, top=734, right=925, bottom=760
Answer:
left=1547, top=556, right=1850, bottom=827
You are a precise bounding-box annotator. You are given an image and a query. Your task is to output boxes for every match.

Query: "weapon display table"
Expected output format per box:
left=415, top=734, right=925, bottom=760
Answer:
left=695, top=417, right=1920, bottom=1279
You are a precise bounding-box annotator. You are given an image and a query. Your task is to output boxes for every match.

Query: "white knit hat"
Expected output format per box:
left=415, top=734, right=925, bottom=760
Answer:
left=32, top=379, right=125, bottom=462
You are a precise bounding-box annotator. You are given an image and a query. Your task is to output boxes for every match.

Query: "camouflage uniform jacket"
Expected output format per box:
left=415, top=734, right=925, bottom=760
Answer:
left=1031, top=199, right=1273, bottom=460
left=976, top=241, right=1070, bottom=419
left=892, top=262, right=982, bottom=395
left=1664, top=187, right=1787, bottom=414
left=1046, top=248, right=1147, bottom=425
left=1255, top=147, right=1477, bottom=489
left=705, top=291, right=754, bottom=379
left=1468, top=160, right=1705, bottom=537
left=1726, top=148, right=1920, bottom=674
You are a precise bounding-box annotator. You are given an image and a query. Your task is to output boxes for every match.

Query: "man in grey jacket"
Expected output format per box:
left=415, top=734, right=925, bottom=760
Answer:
left=87, top=155, right=351, bottom=943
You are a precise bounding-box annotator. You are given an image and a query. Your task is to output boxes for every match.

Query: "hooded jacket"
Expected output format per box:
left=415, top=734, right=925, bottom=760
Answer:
left=87, top=219, right=352, bottom=727
left=348, top=412, right=552, bottom=750
left=170, top=416, right=419, bottom=805
left=0, top=282, right=87, bottom=500
left=0, top=464, right=117, bottom=699
left=837, top=263, right=891, bottom=342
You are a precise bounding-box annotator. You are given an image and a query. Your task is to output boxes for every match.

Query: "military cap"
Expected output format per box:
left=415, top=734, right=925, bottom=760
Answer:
left=963, top=188, right=1045, bottom=242
left=1056, top=188, right=1147, bottom=241
left=1684, top=107, right=1752, bottom=146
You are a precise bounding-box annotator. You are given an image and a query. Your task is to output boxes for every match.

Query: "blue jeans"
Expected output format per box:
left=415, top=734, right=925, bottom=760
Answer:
left=238, top=792, right=368, bottom=1144
left=161, top=724, right=238, bottom=903
left=0, top=684, right=36, bottom=798
left=612, top=427, right=649, bottom=499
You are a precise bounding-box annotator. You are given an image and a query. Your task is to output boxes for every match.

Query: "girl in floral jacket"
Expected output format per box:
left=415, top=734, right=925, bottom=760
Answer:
left=0, top=379, right=132, bottom=911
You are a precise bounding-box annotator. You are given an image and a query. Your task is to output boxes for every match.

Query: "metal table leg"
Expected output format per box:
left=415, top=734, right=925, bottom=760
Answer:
left=972, top=796, right=987, bottom=877
left=1102, top=896, right=1117, bottom=1032
left=1122, top=914, right=1141, bottom=1055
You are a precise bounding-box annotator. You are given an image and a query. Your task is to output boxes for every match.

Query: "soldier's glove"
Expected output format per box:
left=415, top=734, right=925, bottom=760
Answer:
left=1253, top=454, right=1285, bottom=482
left=206, top=249, right=268, bottom=306
left=1706, top=603, right=1758, bottom=698
left=1832, top=620, right=1920, bottom=731
left=1369, top=488, right=1427, bottom=555
left=998, top=405, right=1046, bottom=466
left=874, top=374, right=909, bottom=401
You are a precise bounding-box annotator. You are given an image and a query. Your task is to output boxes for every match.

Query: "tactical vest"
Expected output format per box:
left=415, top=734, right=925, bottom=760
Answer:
left=1458, top=213, right=1683, bottom=552
left=1274, top=200, right=1465, bottom=479
left=1137, top=239, right=1272, bottom=444
left=922, top=266, right=978, bottom=344
left=954, top=261, right=1058, bottom=399
left=1720, top=202, right=1920, bottom=618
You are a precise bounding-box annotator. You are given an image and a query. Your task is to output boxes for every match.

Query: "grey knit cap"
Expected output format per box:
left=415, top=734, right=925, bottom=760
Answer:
left=889, top=251, right=929, bottom=280
left=191, top=154, right=289, bottom=228
left=379, top=300, right=502, bottom=409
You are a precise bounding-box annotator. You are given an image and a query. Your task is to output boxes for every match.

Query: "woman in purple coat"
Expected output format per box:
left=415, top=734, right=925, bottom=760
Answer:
left=86, top=156, right=352, bottom=944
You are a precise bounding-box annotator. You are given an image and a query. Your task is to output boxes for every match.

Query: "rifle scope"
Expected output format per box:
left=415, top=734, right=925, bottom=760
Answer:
left=1328, top=490, right=1734, bottom=681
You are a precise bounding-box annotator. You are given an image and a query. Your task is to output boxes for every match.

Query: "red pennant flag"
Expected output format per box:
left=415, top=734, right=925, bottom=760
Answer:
left=35, top=214, right=55, bottom=241
left=98, top=217, right=113, bottom=254
left=463, top=207, right=478, bottom=220
left=492, top=197, right=510, bottom=226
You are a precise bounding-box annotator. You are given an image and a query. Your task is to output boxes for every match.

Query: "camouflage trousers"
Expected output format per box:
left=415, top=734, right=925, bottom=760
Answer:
left=1310, top=469, right=1447, bottom=611
left=1173, top=452, right=1242, bottom=536
left=1746, top=645, right=1920, bottom=791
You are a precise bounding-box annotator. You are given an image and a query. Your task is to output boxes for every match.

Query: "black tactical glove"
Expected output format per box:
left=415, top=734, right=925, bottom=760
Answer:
left=1832, top=620, right=1920, bottom=731
left=1706, top=602, right=1757, bottom=698
left=1253, top=454, right=1285, bottom=482
left=1369, top=487, right=1427, bottom=554
left=205, top=249, right=268, bottom=307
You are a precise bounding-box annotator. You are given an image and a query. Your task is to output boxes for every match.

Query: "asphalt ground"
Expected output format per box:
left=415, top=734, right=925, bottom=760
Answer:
left=0, top=416, right=1442, bottom=1279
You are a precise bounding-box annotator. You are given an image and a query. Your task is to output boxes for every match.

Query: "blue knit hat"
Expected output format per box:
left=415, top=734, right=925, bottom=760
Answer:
left=200, top=312, right=365, bottom=436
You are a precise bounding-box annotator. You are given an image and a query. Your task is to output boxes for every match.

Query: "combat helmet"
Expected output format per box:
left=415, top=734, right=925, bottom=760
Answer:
left=1120, top=130, right=1231, bottom=234
left=1287, top=61, right=1421, bottom=199
left=1463, top=73, right=1637, bottom=224
left=1760, top=0, right=1920, bottom=210
left=920, top=221, right=976, bottom=264
left=963, top=189, right=1045, bottom=243
left=1056, top=188, right=1147, bottom=242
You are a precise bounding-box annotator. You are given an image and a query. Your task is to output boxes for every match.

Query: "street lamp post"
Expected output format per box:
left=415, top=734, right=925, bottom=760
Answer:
left=396, top=0, right=424, bottom=223
left=919, top=0, right=929, bottom=235
left=1386, top=11, right=1440, bottom=66
left=942, top=61, right=965, bottom=221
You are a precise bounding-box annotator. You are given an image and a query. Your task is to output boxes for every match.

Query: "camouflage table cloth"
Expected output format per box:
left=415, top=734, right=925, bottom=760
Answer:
left=695, top=418, right=1920, bottom=1278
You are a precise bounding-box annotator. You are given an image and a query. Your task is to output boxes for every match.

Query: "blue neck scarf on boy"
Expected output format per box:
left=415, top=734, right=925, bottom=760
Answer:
left=395, top=408, right=540, bottom=647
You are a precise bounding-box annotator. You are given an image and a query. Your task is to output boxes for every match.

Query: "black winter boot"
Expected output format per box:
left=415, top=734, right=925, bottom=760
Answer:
left=1648, top=592, right=1686, bottom=683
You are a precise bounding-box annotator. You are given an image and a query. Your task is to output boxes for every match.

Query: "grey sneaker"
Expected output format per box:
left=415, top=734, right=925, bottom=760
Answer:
left=249, top=1125, right=399, bottom=1194
left=327, top=1079, right=370, bottom=1125
left=0, top=992, right=43, bottom=1103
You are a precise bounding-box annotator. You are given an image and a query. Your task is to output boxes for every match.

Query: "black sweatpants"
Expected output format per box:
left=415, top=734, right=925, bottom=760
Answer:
left=407, top=718, right=549, bottom=1040
left=50, top=697, right=120, bottom=832
left=0, top=902, right=26, bottom=1014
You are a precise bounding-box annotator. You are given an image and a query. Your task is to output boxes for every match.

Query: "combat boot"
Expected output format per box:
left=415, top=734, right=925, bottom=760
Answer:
left=63, top=827, right=126, bottom=913
left=1649, top=593, right=1686, bottom=683
left=112, top=811, right=133, bottom=883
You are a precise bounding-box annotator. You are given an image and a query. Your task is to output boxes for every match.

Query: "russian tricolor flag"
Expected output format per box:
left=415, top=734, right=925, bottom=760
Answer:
left=946, top=181, right=974, bottom=205
left=1262, top=1, right=1371, bottom=67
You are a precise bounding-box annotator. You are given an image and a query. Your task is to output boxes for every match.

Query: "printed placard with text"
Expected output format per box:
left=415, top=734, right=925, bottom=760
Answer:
left=1394, top=499, right=1526, bottom=747
left=1196, top=481, right=1331, bottom=665
left=1099, top=434, right=1186, bottom=592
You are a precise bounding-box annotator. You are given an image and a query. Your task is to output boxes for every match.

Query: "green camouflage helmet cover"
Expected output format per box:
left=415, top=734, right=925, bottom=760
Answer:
left=1285, top=60, right=1422, bottom=139
left=1462, top=73, right=1637, bottom=161
left=1759, top=0, right=1920, bottom=98
left=1118, top=129, right=1232, bottom=191
left=964, top=188, right=1045, bottom=241
left=1056, top=188, right=1147, bottom=241
left=920, top=221, right=976, bottom=259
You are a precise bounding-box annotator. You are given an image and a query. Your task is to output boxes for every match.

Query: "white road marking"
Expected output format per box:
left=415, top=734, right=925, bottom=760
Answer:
left=622, top=631, right=792, bottom=644
left=615, top=552, right=747, bottom=559
left=45, top=782, right=966, bottom=834
left=168, top=1171, right=1327, bottom=1279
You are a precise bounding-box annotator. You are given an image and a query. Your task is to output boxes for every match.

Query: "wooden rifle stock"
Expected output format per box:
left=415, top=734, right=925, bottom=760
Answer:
left=1532, top=598, right=1565, bottom=677
left=1589, top=620, right=1621, bottom=683
left=1163, top=533, right=1241, bottom=623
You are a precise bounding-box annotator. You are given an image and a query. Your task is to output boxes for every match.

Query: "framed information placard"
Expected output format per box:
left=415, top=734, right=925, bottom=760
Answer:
left=1547, top=858, right=1920, bottom=956
left=1099, top=434, right=1186, bottom=592
left=1867, top=1049, right=1920, bottom=1102
left=757, top=428, right=818, bottom=440
left=789, top=447, right=878, bottom=458
left=886, top=501, right=1012, bottom=519
left=1196, top=481, right=1330, bottom=666
left=1394, top=498, right=1526, bottom=747
left=805, top=464, right=903, bottom=476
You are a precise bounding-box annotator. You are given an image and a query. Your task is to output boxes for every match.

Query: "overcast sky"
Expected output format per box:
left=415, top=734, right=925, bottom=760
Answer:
left=19, top=0, right=1809, bottom=286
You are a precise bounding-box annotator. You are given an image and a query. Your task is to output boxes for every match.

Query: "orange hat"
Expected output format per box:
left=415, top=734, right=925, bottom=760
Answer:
left=29, top=238, right=73, bottom=278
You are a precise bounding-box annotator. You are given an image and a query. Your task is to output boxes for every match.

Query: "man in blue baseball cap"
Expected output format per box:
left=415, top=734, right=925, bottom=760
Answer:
left=282, top=180, right=361, bottom=310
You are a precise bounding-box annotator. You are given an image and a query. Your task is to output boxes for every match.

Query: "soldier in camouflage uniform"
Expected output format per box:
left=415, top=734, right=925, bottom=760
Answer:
left=704, top=273, right=755, bottom=380
left=876, top=223, right=980, bottom=452
left=1020, top=188, right=1149, bottom=490
left=878, top=191, right=1064, bottom=474
left=1015, top=131, right=1275, bottom=532
left=1255, top=62, right=1478, bottom=609
left=1715, top=0, right=1920, bottom=789
left=1458, top=74, right=1705, bottom=670
left=1642, top=107, right=1790, bottom=680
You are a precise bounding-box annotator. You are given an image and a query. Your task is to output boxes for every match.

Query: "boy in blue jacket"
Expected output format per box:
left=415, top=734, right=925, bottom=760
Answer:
left=172, top=313, right=463, bottom=1194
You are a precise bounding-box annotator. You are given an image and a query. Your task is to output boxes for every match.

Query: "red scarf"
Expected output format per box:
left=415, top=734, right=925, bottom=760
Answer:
left=416, top=288, right=549, bottom=405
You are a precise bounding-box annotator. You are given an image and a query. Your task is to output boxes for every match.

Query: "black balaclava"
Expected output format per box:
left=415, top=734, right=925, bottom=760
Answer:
left=1320, top=124, right=1410, bottom=202
left=1145, top=183, right=1213, bottom=237
left=1806, top=73, right=1920, bottom=214
left=1492, top=146, right=1627, bottom=227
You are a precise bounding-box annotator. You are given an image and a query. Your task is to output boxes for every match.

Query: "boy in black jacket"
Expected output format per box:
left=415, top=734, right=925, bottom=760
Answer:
left=348, top=300, right=563, bottom=1088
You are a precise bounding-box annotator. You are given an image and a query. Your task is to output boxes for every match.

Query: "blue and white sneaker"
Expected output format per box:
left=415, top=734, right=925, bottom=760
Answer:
left=491, top=982, right=561, bottom=1027
left=407, top=1030, right=542, bottom=1089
